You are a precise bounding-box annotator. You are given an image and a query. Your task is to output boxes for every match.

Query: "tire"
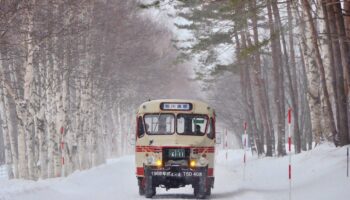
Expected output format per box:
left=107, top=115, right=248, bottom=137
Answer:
left=194, top=184, right=206, bottom=199
left=152, top=187, right=156, bottom=196
left=193, top=185, right=198, bottom=197
left=144, top=167, right=155, bottom=198
left=195, top=168, right=208, bottom=199
left=206, top=177, right=213, bottom=196
left=206, top=186, right=211, bottom=196
left=138, top=178, right=145, bottom=195
left=139, top=186, right=145, bottom=195
left=195, top=186, right=206, bottom=199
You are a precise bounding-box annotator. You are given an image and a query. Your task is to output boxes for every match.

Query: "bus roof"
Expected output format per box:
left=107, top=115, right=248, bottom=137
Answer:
left=137, top=99, right=215, bottom=115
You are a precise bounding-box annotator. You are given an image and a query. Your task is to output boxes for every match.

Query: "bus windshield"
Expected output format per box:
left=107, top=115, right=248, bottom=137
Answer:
left=144, top=114, right=175, bottom=135
left=177, top=114, right=208, bottom=135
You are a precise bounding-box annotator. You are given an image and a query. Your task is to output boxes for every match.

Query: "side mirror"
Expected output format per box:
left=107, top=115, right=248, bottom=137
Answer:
left=137, top=117, right=145, bottom=138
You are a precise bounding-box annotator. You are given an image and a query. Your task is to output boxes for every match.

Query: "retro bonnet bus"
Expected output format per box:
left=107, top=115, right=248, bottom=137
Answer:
left=135, top=99, right=216, bottom=199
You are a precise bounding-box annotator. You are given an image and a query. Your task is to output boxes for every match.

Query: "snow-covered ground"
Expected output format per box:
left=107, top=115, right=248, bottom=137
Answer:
left=0, top=165, right=8, bottom=180
left=0, top=143, right=349, bottom=200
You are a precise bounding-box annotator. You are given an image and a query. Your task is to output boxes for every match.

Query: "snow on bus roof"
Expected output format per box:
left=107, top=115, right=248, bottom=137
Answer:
left=137, top=99, right=214, bottom=115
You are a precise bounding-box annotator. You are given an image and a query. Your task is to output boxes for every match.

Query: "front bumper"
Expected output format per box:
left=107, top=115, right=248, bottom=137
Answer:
left=144, top=166, right=208, bottom=189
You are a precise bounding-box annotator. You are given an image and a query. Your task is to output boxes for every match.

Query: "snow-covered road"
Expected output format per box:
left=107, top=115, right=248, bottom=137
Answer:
left=1, top=144, right=350, bottom=200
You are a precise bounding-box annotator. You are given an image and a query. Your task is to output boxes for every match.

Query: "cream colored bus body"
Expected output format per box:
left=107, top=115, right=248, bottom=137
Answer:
left=135, top=99, right=216, bottom=177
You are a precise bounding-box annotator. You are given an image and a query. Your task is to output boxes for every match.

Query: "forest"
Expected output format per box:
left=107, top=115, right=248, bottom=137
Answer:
left=0, top=0, right=350, bottom=180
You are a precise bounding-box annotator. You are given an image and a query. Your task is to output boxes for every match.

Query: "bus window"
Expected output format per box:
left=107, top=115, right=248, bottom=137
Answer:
left=207, top=118, right=215, bottom=139
left=144, top=114, right=174, bottom=135
left=177, top=114, right=208, bottom=135
left=137, top=117, right=145, bottom=138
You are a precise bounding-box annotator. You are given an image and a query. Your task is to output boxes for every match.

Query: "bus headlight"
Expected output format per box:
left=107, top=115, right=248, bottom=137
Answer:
left=156, top=159, right=162, bottom=167
left=190, top=160, right=196, bottom=168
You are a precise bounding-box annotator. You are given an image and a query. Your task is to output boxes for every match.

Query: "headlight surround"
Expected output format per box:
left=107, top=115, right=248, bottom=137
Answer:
left=146, top=156, right=155, bottom=165
left=145, top=156, right=162, bottom=167
left=199, top=156, right=208, bottom=166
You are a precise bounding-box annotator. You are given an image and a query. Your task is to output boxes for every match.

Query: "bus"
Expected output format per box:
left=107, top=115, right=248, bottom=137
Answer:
left=135, top=99, right=216, bottom=199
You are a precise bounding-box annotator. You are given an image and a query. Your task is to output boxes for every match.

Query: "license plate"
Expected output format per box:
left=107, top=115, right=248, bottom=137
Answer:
left=151, top=170, right=203, bottom=177
left=168, top=149, right=185, bottom=158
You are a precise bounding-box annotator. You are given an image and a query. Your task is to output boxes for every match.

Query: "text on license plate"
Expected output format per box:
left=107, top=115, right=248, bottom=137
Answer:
left=151, top=171, right=203, bottom=177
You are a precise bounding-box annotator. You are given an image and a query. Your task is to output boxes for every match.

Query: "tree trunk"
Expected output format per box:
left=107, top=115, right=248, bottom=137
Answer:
left=299, top=2, right=323, bottom=145
left=345, top=0, right=350, bottom=38
left=299, top=43, right=312, bottom=150
left=302, top=0, right=337, bottom=145
left=267, top=0, right=284, bottom=156
left=78, top=44, right=89, bottom=170
left=234, top=25, right=261, bottom=155
left=16, top=100, right=29, bottom=179
left=53, top=56, right=62, bottom=177
left=0, top=52, right=14, bottom=178
left=242, top=31, right=259, bottom=156
left=331, top=0, right=350, bottom=145
left=286, top=0, right=301, bottom=153
left=45, top=49, right=54, bottom=178
left=35, top=55, right=48, bottom=179
left=325, top=1, right=350, bottom=146
left=319, top=1, right=338, bottom=145
left=6, top=63, right=19, bottom=178
left=272, top=0, right=293, bottom=155
left=249, top=0, right=268, bottom=155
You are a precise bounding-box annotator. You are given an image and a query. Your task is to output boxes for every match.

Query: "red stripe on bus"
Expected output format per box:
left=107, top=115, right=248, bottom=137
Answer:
left=135, top=146, right=215, bottom=153
left=136, top=146, right=162, bottom=153
left=194, top=149, right=215, bottom=153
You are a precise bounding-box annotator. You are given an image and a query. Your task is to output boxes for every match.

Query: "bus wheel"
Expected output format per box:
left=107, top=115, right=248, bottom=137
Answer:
left=144, top=168, right=155, bottom=198
left=193, top=185, right=198, bottom=197
left=195, top=169, right=208, bottom=199
left=206, top=186, right=211, bottom=196
left=138, top=178, right=145, bottom=195
left=194, top=183, right=206, bottom=199
left=193, top=178, right=207, bottom=199
left=206, top=177, right=213, bottom=196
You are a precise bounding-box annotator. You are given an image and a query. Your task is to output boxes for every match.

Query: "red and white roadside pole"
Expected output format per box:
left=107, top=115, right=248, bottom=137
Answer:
left=243, top=122, right=247, bottom=162
left=347, top=147, right=349, bottom=178
left=225, top=129, right=228, bottom=161
left=60, top=126, right=65, bottom=177
left=243, top=122, right=247, bottom=180
left=288, top=108, right=292, bottom=200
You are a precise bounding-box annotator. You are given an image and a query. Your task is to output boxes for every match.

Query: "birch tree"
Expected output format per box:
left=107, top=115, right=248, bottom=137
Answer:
left=0, top=51, right=13, bottom=178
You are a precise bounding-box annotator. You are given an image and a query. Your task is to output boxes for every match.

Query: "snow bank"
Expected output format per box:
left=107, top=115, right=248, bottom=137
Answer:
left=215, top=143, right=350, bottom=200
left=0, top=157, right=140, bottom=200
left=0, top=144, right=349, bottom=200
left=0, top=165, right=9, bottom=180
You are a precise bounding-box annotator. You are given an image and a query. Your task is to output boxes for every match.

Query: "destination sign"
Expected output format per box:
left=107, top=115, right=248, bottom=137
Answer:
left=160, top=103, right=192, bottom=111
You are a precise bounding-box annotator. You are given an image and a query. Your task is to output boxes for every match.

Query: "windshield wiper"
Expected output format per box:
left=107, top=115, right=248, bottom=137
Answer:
left=152, top=113, right=162, bottom=133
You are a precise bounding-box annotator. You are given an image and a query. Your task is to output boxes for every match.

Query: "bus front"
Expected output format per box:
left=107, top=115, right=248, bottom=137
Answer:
left=135, top=100, right=215, bottom=199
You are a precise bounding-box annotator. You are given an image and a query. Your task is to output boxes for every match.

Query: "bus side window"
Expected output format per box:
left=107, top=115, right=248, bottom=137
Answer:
left=137, top=117, right=145, bottom=138
left=207, top=118, right=215, bottom=139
